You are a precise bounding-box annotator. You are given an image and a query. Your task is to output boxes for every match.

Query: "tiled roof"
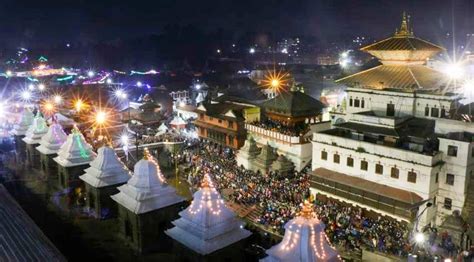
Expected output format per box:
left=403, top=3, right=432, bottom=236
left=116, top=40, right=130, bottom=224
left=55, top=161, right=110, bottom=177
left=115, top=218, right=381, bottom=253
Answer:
left=261, top=91, right=325, bottom=117
left=311, top=168, right=423, bottom=205
left=0, top=185, right=66, bottom=261
left=336, top=65, right=446, bottom=91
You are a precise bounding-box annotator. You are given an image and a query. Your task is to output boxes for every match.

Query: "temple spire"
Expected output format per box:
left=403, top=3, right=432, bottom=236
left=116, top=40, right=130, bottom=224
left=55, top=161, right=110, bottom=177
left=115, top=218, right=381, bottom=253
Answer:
left=395, top=12, right=413, bottom=37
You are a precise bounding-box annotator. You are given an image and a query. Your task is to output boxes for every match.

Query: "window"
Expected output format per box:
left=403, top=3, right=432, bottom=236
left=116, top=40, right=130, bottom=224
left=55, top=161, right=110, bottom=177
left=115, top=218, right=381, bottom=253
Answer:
left=333, top=154, right=340, bottom=164
left=347, top=157, right=354, bottom=167
left=433, top=196, right=437, bottom=206
left=228, top=121, right=234, bottom=128
left=349, top=98, right=353, bottom=107
left=407, top=171, right=417, bottom=183
left=218, top=119, right=222, bottom=124
left=447, top=145, right=458, bottom=157
left=446, top=173, right=455, bottom=185
left=354, top=99, right=360, bottom=107
left=444, top=198, right=452, bottom=210
left=209, top=117, right=214, bottom=121
left=200, top=113, right=204, bottom=119
left=431, top=107, right=439, bottom=117
left=361, top=99, right=365, bottom=108
left=321, top=151, right=327, bottom=160
left=386, top=103, right=395, bottom=116
left=441, top=108, right=446, bottom=118
left=361, top=160, right=368, bottom=171
left=391, top=167, right=399, bottom=179
left=425, top=106, right=429, bottom=116
left=375, top=164, right=383, bottom=175
left=435, top=173, right=439, bottom=183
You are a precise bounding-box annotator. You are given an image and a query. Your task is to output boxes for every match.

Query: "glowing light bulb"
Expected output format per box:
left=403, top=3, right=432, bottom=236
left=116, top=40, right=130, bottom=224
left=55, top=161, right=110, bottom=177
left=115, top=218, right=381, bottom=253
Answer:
left=443, top=63, right=465, bottom=79
left=414, top=232, right=425, bottom=243
left=249, top=48, right=255, bottom=54
left=106, top=78, right=112, bottom=84
left=95, top=111, right=107, bottom=125
left=136, top=81, right=142, bottom=87
left=87, top=71, right=95, bottom=77
left=21, top=91, right=31, bottom=100
left=38, top=84, right=46, bottom=91
left=53, top=95, right=62, bottom=104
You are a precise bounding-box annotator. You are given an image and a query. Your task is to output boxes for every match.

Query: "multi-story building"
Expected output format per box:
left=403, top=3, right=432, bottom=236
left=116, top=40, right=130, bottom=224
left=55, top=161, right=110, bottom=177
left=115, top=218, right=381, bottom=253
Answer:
left=310, top=13, right=474, bottom=239
left=194, top=100, right=260, bottom=149
left=241, top=87, right=328, bottom=171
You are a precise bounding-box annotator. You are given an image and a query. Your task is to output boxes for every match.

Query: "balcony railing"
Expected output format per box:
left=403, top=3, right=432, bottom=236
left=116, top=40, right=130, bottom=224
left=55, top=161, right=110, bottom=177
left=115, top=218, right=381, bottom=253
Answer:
left=245, top=123, right=305, bottom=144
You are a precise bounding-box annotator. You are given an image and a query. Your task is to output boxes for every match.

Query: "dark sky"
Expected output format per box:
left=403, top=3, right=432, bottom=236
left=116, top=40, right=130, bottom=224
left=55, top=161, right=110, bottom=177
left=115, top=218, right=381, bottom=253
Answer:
left=1, top=0, right=472, bottom=46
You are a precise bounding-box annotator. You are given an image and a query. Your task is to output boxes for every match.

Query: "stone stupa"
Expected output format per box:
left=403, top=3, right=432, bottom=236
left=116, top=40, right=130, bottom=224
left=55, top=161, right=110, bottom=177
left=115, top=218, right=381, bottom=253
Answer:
left=111, top=148, right=185, bottom=253
left=165, top=175, right=252, bottom=259
left=80, top=145, right=131, bottom=219
left=253, top=143, right=277, bottom=174
left=36, top=121, right=67, bottom=173
left=261, top=202, right=341, bottom=262
left=270, top=155, right=295, bottom=175
left=22, top=112, right=48, bottom=167
left=53, top=126, right=95, bottom=188
left=236, top=136, right=261, bottom=170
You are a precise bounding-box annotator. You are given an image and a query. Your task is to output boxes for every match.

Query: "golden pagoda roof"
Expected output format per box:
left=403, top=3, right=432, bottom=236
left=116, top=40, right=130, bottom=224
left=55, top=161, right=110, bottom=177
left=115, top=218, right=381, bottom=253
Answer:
left=337, top=13, right=448, bottom=92
left=336, top=64, right=447, bottom=91
left=360, top=13, right=444, bottom=62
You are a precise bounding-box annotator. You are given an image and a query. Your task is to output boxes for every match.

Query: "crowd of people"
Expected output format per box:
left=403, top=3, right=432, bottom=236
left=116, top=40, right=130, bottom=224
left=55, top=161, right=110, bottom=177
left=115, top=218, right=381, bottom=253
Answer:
left=250, top=119, right=309, bottom=137
left=179, top=142, right=417, bottom=257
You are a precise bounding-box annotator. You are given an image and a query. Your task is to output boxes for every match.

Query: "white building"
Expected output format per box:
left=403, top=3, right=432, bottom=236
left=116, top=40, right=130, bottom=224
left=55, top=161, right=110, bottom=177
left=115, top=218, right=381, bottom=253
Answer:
left=310, top=14, right=474, bottom=232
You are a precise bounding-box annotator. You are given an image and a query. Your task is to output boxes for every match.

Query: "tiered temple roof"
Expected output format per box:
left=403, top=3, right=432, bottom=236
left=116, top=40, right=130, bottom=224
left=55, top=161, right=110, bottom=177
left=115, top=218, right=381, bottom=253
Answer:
left=170, top=115, right=186, bottom=128
left=80, top=145, right=131, bottom=188
left=22, top=113, right=48, bottom=145
left=111, top=150, right=184, bottom=214
left=165, top=176, right=251, bottom=255
left=36, top=122, right=67, bottom=155
left=53, top=126, right=96, bottom=167
left=11, top=109, right=35, bottom=136
left=262, top=202, right=340, bottom=262
left=261, top=91, right=325, bottom=119
left=337, top=13, right=446, bottom=92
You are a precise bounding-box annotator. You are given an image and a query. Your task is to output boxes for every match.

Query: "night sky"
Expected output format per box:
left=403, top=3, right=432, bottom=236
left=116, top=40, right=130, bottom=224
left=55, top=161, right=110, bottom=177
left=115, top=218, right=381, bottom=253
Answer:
left=1, top=0, right=472, bottom=45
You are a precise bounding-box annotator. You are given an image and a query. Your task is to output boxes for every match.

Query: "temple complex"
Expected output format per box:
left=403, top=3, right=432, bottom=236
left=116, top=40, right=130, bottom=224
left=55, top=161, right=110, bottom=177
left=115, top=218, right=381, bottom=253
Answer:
left=261, top=202, right=340, bottom=262
left=165, top=176, right=251, bottom=259
left=79, top=145, right=131, bottom=219
left=22, top=112, right=48, bottom=167
left=53, top=126, right=95, bottom=188
left=111, top=149, right=185, bottom=253
left=310, top=14, right=474, bottom=248
left=245, top=87, right=328, bottom=171
left=36, top=122, right=67, bottom=173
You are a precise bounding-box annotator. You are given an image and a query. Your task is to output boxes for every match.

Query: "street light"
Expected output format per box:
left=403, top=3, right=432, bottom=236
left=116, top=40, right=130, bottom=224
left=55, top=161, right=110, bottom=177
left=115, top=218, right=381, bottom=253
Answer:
left=53, top=95, right=62, bottom=104
left=74, top=99, right=84, bottom=112
left=95, top=111, right=107, bottom=125
left=443, top=63, right=464, bottom=79
left=414, top=232, right=424, bottom=243
left=21, top=90, right=32, bottom=101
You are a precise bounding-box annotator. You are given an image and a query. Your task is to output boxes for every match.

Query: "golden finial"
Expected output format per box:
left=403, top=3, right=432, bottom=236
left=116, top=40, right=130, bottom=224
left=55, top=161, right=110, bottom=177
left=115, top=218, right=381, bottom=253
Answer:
left=300, top=200, right=314, bottom=219
left=143, top=148, right=151, bottom=160
left=395, top=12, right=413, bottom=37
left=201, top=175, right=211, bottom=188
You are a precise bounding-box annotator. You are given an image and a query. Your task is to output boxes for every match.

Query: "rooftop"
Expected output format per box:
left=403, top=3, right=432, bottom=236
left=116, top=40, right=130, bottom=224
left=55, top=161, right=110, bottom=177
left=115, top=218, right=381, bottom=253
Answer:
left=0, top=185, right=65, bottom=261
left=261, top=91, right=325, bottom=118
